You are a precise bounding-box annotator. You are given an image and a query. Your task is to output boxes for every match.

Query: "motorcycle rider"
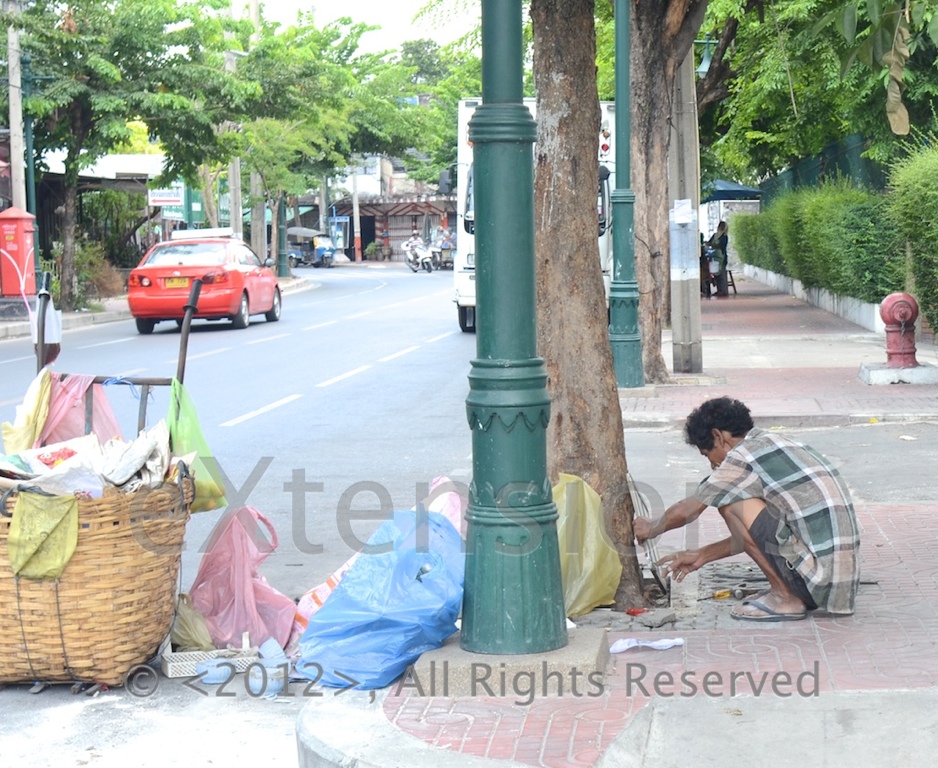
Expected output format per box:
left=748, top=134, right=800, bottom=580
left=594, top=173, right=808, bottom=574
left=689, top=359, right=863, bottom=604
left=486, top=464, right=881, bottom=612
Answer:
left=403, top=231, right=433, bottom=272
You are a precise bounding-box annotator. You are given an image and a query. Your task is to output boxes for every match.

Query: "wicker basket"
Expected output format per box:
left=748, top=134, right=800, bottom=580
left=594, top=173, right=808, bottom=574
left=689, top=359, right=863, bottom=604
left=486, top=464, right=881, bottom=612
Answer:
left=0, top=478, right=193, bottom=686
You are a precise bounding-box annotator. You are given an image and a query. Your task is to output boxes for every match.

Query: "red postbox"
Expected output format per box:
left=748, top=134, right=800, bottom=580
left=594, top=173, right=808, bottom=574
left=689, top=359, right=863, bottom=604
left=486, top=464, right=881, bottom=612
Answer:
left=0, top=207, right=37, bottom=298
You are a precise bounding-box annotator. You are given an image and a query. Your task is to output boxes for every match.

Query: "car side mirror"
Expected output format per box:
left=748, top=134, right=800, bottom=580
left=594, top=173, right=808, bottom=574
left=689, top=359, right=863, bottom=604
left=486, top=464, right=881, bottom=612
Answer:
left=265, top=257, right=275, bottom=268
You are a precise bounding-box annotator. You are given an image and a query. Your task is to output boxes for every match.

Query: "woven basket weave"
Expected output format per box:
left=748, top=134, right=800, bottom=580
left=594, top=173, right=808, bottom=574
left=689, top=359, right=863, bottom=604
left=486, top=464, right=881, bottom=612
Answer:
left=0, top=479, right=192, bottom=685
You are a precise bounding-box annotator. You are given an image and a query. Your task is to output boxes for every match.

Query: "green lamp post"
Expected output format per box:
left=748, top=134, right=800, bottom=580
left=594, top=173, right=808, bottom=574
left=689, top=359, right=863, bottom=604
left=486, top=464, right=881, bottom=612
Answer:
left=609, top=0, right=645, bottom=387
left=460, top=0, right=567, bottom=655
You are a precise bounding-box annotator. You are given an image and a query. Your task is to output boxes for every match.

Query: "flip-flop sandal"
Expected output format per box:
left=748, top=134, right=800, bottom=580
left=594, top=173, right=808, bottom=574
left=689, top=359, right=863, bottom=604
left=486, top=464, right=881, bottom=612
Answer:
left=731, top=598, right=806, bottom=622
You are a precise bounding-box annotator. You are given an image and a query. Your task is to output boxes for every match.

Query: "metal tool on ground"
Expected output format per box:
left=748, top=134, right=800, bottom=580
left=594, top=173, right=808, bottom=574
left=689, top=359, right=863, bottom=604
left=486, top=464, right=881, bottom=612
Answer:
left=628, top=472, right=669, bottom=594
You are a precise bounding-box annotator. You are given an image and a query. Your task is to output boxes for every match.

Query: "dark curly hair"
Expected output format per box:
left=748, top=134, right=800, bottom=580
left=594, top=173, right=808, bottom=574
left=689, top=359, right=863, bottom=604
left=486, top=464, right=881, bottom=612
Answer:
left=684, top=397, right=754, bottom=450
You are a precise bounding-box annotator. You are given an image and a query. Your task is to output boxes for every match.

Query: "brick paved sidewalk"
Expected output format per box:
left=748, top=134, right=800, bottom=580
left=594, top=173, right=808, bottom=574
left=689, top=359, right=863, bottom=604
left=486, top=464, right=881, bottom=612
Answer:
left=379, top=277, right=938, bottom=766
left=622, top=274, right=938, bottom=427
left=383, top=502, right=936, bottom=767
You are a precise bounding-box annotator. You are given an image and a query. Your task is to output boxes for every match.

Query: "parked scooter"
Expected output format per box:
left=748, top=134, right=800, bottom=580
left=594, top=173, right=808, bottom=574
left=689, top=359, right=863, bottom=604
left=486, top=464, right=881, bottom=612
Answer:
left=402, top=234, right=434, bottom=273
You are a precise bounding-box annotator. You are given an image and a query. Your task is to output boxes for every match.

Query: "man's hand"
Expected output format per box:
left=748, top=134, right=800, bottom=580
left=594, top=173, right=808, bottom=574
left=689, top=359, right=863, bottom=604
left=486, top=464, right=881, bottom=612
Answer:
left=657, top=550, right=706, bottom=582
left=633, top=516, right=657, bottom=544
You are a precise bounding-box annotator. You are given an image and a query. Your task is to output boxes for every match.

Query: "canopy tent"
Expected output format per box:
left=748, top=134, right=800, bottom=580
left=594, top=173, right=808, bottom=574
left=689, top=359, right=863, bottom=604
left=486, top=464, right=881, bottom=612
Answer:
left=702, top=179, right=762, bottom=203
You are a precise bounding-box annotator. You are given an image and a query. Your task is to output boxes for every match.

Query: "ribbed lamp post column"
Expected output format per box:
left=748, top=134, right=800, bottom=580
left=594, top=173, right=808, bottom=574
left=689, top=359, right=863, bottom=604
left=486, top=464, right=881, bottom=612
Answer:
left=460, top=0, right=567, bottom=654
left=609, top=0, right=645, bottom=387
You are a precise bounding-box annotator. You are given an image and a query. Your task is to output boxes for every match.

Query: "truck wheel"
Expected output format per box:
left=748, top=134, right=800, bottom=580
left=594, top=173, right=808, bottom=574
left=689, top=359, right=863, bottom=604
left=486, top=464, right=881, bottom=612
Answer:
left=458, top=306, right=475, bottom=333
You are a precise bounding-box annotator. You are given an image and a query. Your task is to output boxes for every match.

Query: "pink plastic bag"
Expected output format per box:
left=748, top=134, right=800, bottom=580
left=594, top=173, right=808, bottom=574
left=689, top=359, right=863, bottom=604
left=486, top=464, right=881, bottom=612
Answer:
left=38, top=373, right=123, bottom=447
left=189, top=507, right=295, bottom=649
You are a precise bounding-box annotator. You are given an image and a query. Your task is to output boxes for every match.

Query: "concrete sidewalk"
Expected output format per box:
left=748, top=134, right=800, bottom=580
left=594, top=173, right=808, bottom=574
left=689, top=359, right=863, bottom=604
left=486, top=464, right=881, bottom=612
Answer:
left=297, top=273, right=938, bottom=767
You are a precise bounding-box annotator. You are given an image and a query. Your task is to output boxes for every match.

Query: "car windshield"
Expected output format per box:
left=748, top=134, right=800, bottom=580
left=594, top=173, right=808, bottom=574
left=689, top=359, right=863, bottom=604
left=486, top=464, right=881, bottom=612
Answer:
left=144, top=243, right=227, bottom=266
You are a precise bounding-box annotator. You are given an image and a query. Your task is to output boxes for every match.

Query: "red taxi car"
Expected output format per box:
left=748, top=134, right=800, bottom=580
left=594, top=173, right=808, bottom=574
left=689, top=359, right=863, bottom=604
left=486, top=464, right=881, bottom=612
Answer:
left=127, top=229, right=281, bottom=334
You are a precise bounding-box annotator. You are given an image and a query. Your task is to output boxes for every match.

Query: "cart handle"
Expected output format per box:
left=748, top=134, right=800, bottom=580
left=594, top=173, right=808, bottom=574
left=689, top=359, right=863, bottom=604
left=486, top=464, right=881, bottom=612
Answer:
left=175, top=279, right=202, bottom=385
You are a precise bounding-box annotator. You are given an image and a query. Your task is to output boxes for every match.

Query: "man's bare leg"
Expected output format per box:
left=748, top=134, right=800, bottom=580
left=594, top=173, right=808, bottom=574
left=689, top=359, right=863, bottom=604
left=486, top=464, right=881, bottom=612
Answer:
left=718, top=498, right=806, bottom=616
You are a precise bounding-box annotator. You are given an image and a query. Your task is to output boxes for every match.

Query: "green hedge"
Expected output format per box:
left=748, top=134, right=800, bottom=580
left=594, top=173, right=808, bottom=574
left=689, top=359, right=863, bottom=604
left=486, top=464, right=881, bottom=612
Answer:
left=733, top=179, right=907, bottom=309
left=888, top=145, right=938, bottom=331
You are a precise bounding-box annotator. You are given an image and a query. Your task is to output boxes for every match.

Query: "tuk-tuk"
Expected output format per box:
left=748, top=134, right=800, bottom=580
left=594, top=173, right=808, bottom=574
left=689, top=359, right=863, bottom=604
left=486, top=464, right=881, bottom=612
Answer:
left=286, top=227, right=334, bottom=268
left=312, top=235, right=335, bottom=268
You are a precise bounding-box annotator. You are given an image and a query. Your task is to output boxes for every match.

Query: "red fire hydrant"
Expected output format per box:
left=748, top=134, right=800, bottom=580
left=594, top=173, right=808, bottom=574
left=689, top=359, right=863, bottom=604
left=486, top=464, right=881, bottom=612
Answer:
left=880, top=292, right=919, bottom=369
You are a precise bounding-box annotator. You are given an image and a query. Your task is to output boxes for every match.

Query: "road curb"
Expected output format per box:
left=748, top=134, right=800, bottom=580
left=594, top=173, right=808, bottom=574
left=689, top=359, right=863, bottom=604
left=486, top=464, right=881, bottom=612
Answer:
left=296, top=688, right=525, bottom=768
left=621, top=412, right=938, bottom=430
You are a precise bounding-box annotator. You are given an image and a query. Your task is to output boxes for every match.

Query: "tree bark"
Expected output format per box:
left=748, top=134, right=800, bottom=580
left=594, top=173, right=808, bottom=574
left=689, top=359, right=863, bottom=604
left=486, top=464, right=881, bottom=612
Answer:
left=630, top=1, right=709, bottom=383
left=60, top=182, right=78, bottom=310
left=59, top=102, right=88, bottom=311
left=200, top=165, right=220, bottom=228
left=531, top=0, right=643, bottom=608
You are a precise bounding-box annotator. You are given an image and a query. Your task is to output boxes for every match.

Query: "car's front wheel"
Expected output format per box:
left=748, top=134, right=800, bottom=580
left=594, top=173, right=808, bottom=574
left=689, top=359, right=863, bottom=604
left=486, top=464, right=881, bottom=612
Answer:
left=135, top=318, right=156, bottom=335
left=231, top=293, right=250, bottom=329
left=265, top=289, right=282, bottom=322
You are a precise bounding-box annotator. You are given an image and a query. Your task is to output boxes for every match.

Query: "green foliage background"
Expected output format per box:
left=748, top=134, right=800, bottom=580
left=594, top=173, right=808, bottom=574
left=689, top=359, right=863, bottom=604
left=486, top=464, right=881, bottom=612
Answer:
left=888, top=143, right=938, bottom=331
left=733, top=175, right=916, bottom=320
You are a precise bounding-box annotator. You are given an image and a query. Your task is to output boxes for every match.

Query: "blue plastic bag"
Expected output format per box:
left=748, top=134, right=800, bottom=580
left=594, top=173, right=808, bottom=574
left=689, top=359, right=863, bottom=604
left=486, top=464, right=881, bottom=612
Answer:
left=295, top=510, right=464, bottom=690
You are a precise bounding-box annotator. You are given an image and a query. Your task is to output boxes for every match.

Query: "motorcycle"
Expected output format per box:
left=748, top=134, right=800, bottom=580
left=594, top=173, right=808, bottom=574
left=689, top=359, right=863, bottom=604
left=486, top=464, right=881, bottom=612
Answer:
left=402, top=235, right=434, bottom=273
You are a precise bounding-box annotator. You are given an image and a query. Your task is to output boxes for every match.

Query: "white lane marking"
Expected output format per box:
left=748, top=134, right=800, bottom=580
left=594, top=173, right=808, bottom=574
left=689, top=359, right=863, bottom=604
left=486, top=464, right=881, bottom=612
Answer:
left=344, top=310, right=375, bottom=319
left=425, top=332, right=456, bottom=343
left=379, top=346, right=420, bottom=363
left=166, top=347, right=230, bottom=364
left=78, top=337, right=135, bottom=349
left=315, top=365, right=371, bottom=388
left=303, top=320, right=338, bottom=331
left=220, top=394, right=303, bottom=427
left=0, top=355, right=36, bottom=366
left=247, top=333, right=291, bottom=345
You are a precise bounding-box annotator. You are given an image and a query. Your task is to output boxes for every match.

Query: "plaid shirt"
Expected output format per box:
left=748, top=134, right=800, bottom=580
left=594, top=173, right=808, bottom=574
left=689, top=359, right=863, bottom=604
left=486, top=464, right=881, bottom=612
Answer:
left=694, top=428, right=860, bottom=614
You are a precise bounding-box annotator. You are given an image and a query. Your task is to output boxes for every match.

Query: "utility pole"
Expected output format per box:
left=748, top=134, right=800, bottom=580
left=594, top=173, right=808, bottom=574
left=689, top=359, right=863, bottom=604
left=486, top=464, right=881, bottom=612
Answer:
left=668, top=53, right=703, bottom=373
left=6, top=0, right=26, bottom=210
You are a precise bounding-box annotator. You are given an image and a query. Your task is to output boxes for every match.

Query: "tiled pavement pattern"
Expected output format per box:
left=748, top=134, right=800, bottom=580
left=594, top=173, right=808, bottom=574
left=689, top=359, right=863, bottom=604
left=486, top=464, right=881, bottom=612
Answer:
left=384, top=503, right=937, bottom=767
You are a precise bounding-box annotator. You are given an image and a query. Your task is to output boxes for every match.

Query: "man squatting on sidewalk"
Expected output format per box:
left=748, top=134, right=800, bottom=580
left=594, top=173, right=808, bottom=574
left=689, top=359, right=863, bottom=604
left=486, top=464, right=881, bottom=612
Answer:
left=634, top=397, right=861, bottom=621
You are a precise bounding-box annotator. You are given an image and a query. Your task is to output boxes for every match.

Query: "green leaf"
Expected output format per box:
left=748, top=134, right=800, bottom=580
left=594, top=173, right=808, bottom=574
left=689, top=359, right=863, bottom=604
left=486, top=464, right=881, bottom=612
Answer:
left=840, top=3, right=859, bottom=44
left=866, top=0, right=883, bottom=27
left=928, top=12, right=938, bottom=47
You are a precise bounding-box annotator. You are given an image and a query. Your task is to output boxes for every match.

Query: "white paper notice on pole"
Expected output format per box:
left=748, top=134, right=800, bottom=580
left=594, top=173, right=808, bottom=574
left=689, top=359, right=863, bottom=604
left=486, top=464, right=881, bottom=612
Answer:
left=673, top=199, right=694, bottom=225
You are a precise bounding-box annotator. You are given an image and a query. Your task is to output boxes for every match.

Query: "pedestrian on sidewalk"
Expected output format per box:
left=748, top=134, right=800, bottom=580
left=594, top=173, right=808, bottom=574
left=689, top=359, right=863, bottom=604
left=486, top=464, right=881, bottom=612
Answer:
left=634, top=397, right=860, bottom=621
left=707, top=221, right=730, bottom=297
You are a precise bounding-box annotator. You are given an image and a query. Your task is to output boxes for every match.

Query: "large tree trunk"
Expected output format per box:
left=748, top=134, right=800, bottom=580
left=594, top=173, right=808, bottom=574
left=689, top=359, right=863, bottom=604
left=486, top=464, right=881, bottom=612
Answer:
left=631, top=1, right=708, bottom=383
left=531, top=0, right=643, bottom=608
left=60, top=181, right=78, bottom=311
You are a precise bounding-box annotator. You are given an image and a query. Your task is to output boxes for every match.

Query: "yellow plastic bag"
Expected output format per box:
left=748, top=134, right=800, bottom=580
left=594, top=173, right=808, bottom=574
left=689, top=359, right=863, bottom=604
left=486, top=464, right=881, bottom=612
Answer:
left=167, top=378, right=227, bottom=512
left=170, top=594, right=217, bottom=651
left=2, top=368, right=51, bottom=454
left=553, top=473, right=622, bottom=618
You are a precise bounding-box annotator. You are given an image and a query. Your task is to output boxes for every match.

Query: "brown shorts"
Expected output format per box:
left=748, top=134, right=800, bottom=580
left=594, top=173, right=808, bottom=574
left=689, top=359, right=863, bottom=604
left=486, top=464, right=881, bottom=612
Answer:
left=748, top=508, right=818, bottom=609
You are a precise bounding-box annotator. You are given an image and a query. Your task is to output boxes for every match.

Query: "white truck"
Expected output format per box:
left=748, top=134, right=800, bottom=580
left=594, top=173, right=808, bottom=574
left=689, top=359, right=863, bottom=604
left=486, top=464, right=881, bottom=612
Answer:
left=454, top=97, right=616, bottom=332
